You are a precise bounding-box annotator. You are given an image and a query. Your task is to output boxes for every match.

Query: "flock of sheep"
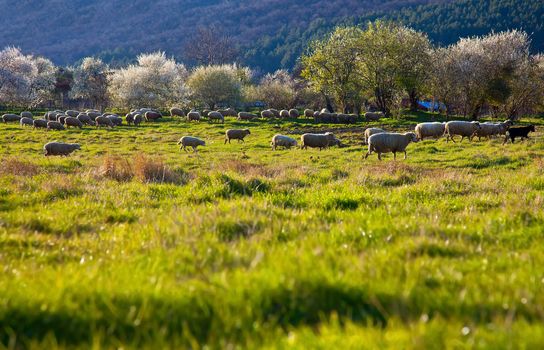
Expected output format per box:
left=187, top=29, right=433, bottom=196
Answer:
left=1, top=108, right=537, bottom=160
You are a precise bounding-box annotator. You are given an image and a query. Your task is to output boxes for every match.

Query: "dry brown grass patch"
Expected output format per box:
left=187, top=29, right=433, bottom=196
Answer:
left=0, top=157, right=40, bottom=177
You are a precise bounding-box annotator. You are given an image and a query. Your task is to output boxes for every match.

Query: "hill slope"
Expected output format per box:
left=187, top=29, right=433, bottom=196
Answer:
left=0, top=0, right=541, bottom=72
left=0, top=0, right=443, bottom=67
left=247, top=0, right=544, bottom=71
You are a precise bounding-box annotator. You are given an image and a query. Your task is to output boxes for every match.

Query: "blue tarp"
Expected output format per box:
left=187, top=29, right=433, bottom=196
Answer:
left=417, top=101, right=445, bottom=111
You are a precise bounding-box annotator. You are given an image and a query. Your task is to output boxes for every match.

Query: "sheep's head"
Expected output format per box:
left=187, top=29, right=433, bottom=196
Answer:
left=199, top=140, right=206, bottom=146
left=408, top=132, right=419, bottom=143
left=529, top=125, right=536, bottom=132
left=472, top=121, right=481, bottom=129
left=245, top=129, right=251, bottom=134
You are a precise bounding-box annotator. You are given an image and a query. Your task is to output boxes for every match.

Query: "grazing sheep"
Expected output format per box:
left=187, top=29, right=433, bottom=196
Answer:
left=20, top=111, right=33, bottom=119
left=57, top=115, right=67, bottom=125
left=65, top=110, right=80, bottom=118
left=108, top=115, right=123, bottom=126
left=208, top=111, right=225, bottom=123
left=313, top=111, right=321, bottom=118
left=271, top=134, right=298, bottom=150
left=170, top=107, right=185, bottom=117
left=64, top=117, right=83, bottom=129
left=237, top=112, right=257, bottom=120
left=177, top=136, right=206, bottom=152
left=289, top=109, right=300, bottom=118
left=44, top=142, right=80, bottom=156
left=261, top=110, right=275, bottom=119
left=364, top=128, right=385, bottom=144
left=202, top=109, right=211, bottom=117
left=269, top=109, right=280, bottom=118
left=365, top=132, right=419, bottom=160
left=87, top=111, right=101, bottom=120
left=125, top=113, right=135, bottom=125
left=95, top=116, right=114, bottom=128
left=33, top=119, right=48, bottom=129
left=2, top=114, right=21, bottom=123
left=365, top=111, right=384, bottom=121
left=415, top=122, right=445, bottom=140
left=336, top=113, right=358, bottom=124
left=444, top=121, right=481, bottom=142
left=300, top=132, right=338, bottom=150
left=86, top=109, right=100, bottom=114
left=504, top=125, right=536, bottom=144
left=187, top=111, right=201, bottom=122
left=280, top=109, right=290, bottom=118
left=304, top=109, right=314, bottom=118
left=480, top=120, right=513, bottom=139
left=218, top=108, right=237, bottom=117
left=47, top=121, right=65, bottom=131
left=145, top=111, right=162, bottom=121
left=225, top=129, right=251, bottom=144
left=133, top=114, right=143, bottom=126
left=474, top=123, right=501, bottom=141
left=20, top=117, right=34, bottom=127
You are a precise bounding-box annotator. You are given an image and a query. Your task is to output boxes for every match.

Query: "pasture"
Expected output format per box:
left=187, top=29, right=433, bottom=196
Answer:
left=0, top=112, right=543, bottom=348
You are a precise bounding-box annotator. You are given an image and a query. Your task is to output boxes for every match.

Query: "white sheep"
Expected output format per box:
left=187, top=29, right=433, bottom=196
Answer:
left=20, top=117, right=34, bottom=127
left=261, top=110, right=275, bottom=119
left=365, top=111, right=384, bottom=121
left=271, top=134, right=298, bottom=150
left=300, top=132, right=337, bottom=150
left=170, top=107, right=185, bottom=117
left=280, top=109, right=290, bottom=118
left=47, top=121, right=65, bottom=130
left=225, top=129, right=251, bottom=144
left=177, top=136, right=206, bottom=152
left=415, top=122, right=445, bottom=140
left=208, top=111, right=225, bottom=123
left=304, top=109, right=314, bottom=118
left=444, top=121, right=481, bottom=142
left=20, top=111, right=33, bottom=119
left=187, top=111, right=201, bottom=122
left=364, top=128, right=385, bottom=144
left=289, top=109, right=300, bottom=118
left=237, top=112, right=257, bottom=120
left=33, top=119, right=48, bottom=129
left=44, top=142, right=80, bottom=156
left=365, top=132, right=419, bottom=160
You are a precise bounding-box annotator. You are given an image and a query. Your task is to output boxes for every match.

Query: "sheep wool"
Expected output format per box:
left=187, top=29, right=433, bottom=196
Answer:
left=365, top=132, right=419, bottom=160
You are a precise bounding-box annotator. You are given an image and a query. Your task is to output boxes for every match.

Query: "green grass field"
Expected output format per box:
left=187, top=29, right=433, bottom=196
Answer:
left=0, top=112, right=543, bottom=349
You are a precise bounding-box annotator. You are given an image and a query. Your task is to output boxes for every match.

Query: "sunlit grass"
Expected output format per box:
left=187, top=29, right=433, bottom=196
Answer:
left=0, top=111, right=543, bottom=348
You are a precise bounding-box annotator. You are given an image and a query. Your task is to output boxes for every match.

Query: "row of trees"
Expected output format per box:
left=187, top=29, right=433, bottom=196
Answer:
left=0, top=22, right=543, bottom=119
left=301, top=22, right=544, bottom=118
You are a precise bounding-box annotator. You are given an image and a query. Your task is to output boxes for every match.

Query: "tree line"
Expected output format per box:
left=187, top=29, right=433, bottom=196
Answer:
left=0, top=21, right=542, bottom=119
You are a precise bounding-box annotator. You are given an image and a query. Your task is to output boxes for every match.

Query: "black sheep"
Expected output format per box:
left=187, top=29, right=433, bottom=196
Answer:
left=504, top=125, right=535, bottom=144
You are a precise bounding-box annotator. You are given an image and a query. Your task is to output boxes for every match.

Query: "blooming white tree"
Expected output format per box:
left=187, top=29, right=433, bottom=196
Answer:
left=0, top=47, right=56, bottom=108
left=71, top=57, right=110, bottom=109
left=187, top=64, right=251, bottom=109
left=251, top=69, right=298, bottom=109
left=431, top=30, right=536, bottom=119
left=109, top=52, right=188, bottom=108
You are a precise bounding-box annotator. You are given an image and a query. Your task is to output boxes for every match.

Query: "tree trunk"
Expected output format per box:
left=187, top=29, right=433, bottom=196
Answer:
left=409, top=89, right=419, bottom=112
left=325, top=95, right=334, bottom=113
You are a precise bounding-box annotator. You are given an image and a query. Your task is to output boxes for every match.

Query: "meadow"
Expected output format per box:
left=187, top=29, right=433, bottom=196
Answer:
left=0, top=112, right=543, bottom=349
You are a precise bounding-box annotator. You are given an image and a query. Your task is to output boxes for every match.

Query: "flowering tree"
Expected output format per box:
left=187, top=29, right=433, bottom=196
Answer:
left=109, top=52, right=188, bottom=109
left=0, top=47, right=56, bottom=108
left=71, top=57, right=110, bottom=109
left=187, top=64, right=250, bottom=109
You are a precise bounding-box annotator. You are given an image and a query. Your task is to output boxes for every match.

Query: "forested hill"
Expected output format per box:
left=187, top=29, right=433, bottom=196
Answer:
left=0, top=0, right=541, bottom=72
left=247, top=0, right=544, bottom=72
left=0, top=0, right=443, bottom=66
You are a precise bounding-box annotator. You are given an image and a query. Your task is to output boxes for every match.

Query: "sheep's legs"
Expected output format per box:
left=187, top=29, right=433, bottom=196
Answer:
left=404, top=151, right=407, bottom=160
left=393, top=152, right=396, bottom=160
left=378, top=153, right=382, bottom=161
